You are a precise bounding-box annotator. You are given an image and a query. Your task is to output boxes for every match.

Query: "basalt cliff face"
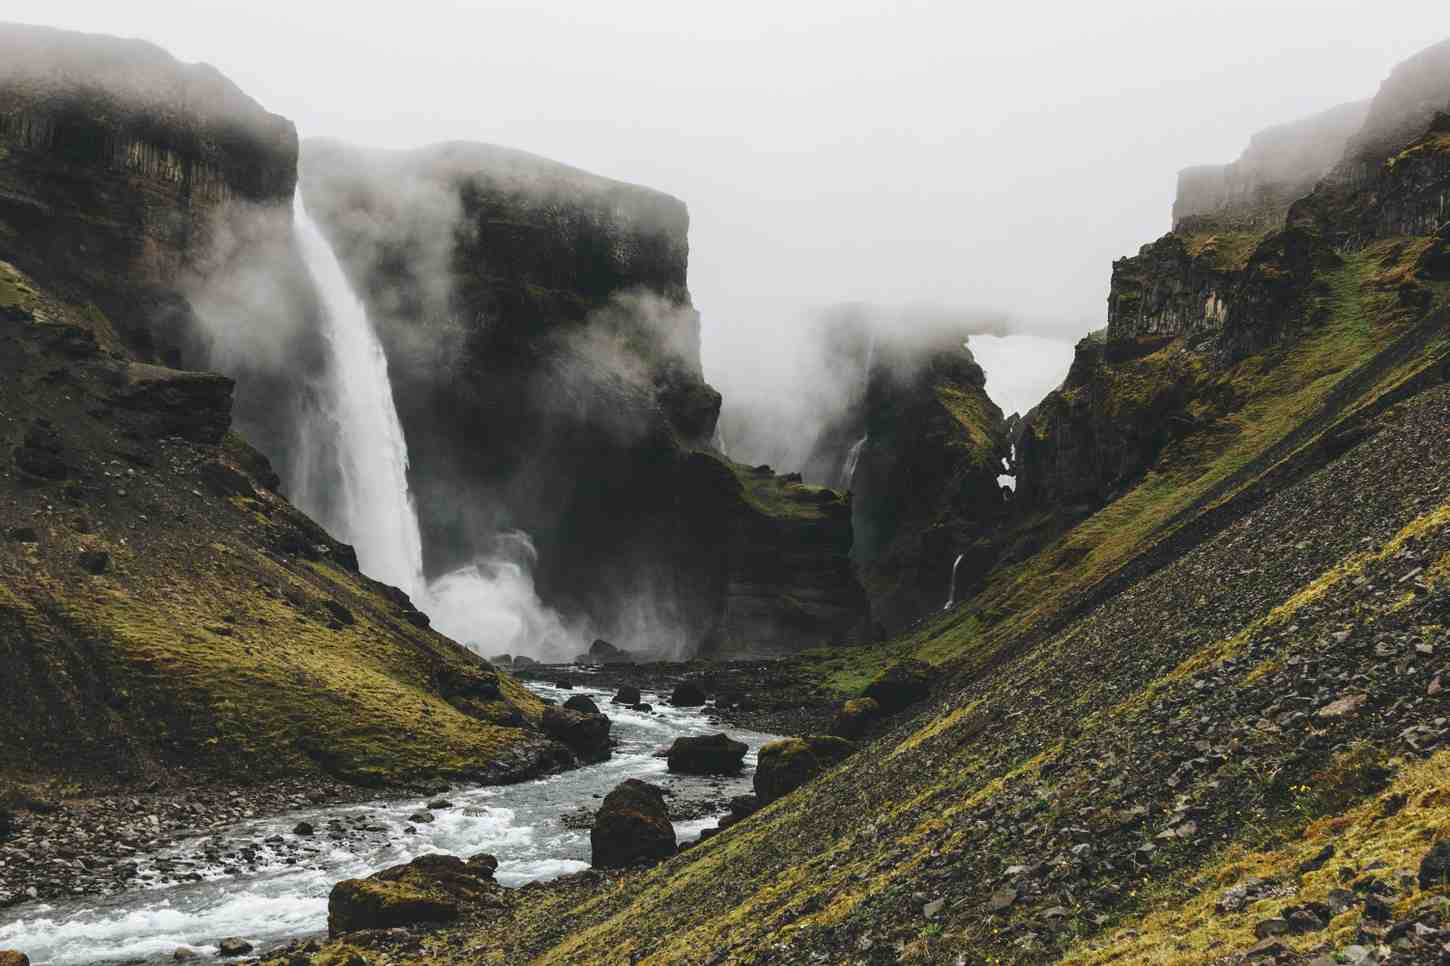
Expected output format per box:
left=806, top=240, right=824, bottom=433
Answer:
left=0, top=26, right=562, bottom=793
left=299, top=139, right=865, bottom=655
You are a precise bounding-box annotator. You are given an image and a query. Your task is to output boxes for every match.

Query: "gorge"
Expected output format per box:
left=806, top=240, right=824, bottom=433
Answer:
left=2, top=16, right=1450, bottom=966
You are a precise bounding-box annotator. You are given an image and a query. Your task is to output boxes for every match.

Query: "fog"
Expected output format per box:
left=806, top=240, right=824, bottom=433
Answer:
left=7, top=0, right=1446, bottom=429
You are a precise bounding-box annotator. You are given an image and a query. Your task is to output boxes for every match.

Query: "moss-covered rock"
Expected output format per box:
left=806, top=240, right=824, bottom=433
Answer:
left=540, top=706, right=611, bottom=764
left=0, top=950, right=29, bottom=966
left=861, top=660, right=933, bottom=713
left=754, top=736, right=856, bottom=806
left=327, top=852, right=500, bottom=937
left=590, top=779, right=676, bottom=870
left=829, top=697, right=883, bottom=740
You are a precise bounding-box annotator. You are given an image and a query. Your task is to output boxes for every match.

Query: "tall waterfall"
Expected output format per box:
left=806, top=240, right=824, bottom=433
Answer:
left=293, top=190, right=425, bottom=595
left=943, top=552, right=965, bottom=610
left=840, top=434, right=867, bottom=489
left=292, top=190, right=574, bottom=660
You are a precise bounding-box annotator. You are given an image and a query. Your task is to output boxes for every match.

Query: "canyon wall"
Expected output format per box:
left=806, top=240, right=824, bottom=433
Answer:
left=300, top=139, right=865, bottom=655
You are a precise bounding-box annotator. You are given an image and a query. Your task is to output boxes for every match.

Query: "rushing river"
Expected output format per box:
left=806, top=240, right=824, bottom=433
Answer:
left=0, top=681, right=778, bottom=965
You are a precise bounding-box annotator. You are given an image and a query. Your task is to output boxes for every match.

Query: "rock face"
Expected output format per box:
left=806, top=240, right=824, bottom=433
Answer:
left=851, top=333, right=1012, bottom=629
left=666, top=733, right=748, bottom=775
left=590, top=779, right=676, bottom=869
left=540, top=706, right=611, bottom=763
left=754, top=736, right=855, bottom=806
left=1173, top=100, right=1369, bottom=233
left=0, top=23, right=296, bottom=355
left=829, top=697, right=883, bottom=740
left=862, top=661, right=933, bottom=714
left=328, top=853, right=500, bottom=936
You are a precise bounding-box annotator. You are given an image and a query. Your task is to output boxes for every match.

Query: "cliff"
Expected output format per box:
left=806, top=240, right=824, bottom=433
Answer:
left=851, top=334, right=1012, bottom=630
left=300, top=139, right=865, bottom=655
left=287, top=40, right=1450, bottom=966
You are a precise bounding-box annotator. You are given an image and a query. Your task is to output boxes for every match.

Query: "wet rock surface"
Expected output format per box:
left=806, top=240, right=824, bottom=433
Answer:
left=589, top=780, right=676, bottom=870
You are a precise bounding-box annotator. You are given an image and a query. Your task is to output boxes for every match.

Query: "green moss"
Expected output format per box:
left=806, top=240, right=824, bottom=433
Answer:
left=1183, top=230, right=1270, bottom=272
left=725, top=461, right=845, bottom=521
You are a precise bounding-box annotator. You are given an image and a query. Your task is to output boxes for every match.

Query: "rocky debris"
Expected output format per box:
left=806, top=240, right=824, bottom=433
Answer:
left=563, top=694, right=602, bottom=715
left=754, top=736, right=856, bottom=806
left=830, top=697, right=882, bottom=739
left=540, top=707, right=612, bottom=764
left=215, top=937, right=253, bottom=957
left=861, top=660, right=933, bottom=713
left=590, top=780, right=676, bottom=870
left=667, top=733, right=748, bottom=775
left=670, top=681, right=708, bottom=707
left=292, top=821, right=315, bottom=836
left=0, top=952, right=28, bottom=966
left=328, top=853, right=500, bottom=937
left=612, top=686, right=642, bottom=706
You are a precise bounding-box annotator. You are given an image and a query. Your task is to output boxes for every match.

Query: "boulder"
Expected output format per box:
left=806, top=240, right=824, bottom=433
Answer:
left=327, top=853, right=498, bottom=937
left=667, top=733, right=748, bottom=775
left=490, top=653, right=513, bottom=666
left=76, top=549, right=111, bottom=575
left=512, top=655, right=537, bottom=668
left=591, top=779, right=676, bottom=869
left=553, top=678, right=575, bottom=690
left=216, top=938, right=253, bottom=957
left=541, top=706, right=612, bottom=763
left=670, top=680, right=708, bottom=707
left=1418, top=840, right=1450, bottom=890
left=862, top=660, right=933, bottom=713
left=292, top=821, right=315, bottom=836
left=0, top=953, right=28, bottom=966
left=612, top=685, right=642, bottom=705
left=563, top=694, right=601, bottom=715
left=589, top=639, right=634, bottom=663
left=830, top=697, right=883, bottom=739
left=754, top=736, right=857, bottom=805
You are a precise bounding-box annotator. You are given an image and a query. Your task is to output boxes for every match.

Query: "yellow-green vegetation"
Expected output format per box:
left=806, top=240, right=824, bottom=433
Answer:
left=803, top=610, right=982, bottom=696
left=0, top=260, right=38, bottom=309
left=934, top=383, right=997, bottom=458
left=1184, top=230, right=1269, bottom=272
left=1063, top=749, right=1450, bottom=964
left=1388, top=130, right=1450, bottom=170
left=0, top=268, right=548, bottom=790
left=725, top=460, right=844, bottom=521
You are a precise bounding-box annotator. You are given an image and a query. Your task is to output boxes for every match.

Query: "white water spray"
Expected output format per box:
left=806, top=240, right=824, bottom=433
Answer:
left=293, top=191, right=425, bottom=593
left=943, top=552, right=965, bottom=610
left=293, top=191, right=575, bottom=661
left=840, top=434, right=867, bottom=489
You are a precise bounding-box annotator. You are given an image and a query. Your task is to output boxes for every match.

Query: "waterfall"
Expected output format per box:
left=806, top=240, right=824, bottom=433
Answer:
left=292, top=190, right=575, bottom=661
left=840, top=434, right=867, bottom=489
left=293, top=190, right=425, bottom=595
left=943, top=552, right=965, bottom=610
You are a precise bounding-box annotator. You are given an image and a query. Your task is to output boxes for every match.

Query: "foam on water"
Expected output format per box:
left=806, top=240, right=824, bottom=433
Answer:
left=0, top=683, right=776, bottom=964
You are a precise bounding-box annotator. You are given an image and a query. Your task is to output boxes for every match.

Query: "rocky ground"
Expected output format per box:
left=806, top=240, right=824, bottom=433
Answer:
left=512, top=659, right=840, bottom=737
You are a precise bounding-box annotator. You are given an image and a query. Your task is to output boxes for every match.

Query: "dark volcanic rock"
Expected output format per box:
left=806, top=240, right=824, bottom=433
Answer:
left=1418, top=840, right=1450, bottom=891
left=541, top=707, right=611, bottom=764
left=612, top=685, right=642, bottom=706
left=562, top=694, right=601, bottom=715
left=754, top=736, right=856, bottom=806
left=590, top=779, right=676, bottom=870
left=667, top=733, right=748, bottom=775
left=215, top=938, right=253, bottom=958
left=862, top=660, right=933, bottom=713
left=669, top=681, right=708, bottom=707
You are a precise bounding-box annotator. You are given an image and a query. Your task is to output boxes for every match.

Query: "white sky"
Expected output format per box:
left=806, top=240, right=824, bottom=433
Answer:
left=6, top=1, right=1447, bottom=388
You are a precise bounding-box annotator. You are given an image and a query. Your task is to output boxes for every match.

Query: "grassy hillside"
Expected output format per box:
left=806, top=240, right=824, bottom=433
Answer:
left=0, top=259, right=553, bottom=794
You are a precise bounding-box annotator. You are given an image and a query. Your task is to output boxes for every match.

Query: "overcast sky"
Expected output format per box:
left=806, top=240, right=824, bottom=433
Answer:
left=8, top=1, right=1447, bottom=387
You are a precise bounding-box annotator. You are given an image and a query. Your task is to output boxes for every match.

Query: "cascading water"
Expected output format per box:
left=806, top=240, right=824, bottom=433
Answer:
left=943, top=552, right=965, bottom=610
left=840, top=434, right=867, bottom=488
left=292, top=191, right=425, bottom=594
left=292, top=190, right=574, bottom=661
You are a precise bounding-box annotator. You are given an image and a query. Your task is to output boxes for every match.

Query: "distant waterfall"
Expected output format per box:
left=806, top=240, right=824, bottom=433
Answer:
left=943, top=553, right=965, bottom=610
left=293, top=190, right=425, bottom=594
left=293, top=190, right=574, bottom=660
left=840, top=434, right=867, bottom=489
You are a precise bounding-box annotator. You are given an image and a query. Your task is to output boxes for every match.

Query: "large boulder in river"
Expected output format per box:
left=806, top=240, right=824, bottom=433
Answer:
left=541, top=706, right=611, bottom=763
left=0, top=952, right=29, bottom=966
left=754, top=736, right=856, bottom=806
left=830, top=697, right=883, bottom=739
left=591, top=779, right=676, bottom=869
left=862, top=660, right=933, bottom=713
left=612, top=685, right=642, bottom=705
left=563, top=694, right=601, bottom=715
left=670, top=680, right=708, bottom=707
left=328, top=853, right=499, bottom=936
left=667, top=733, right=748, bottom=775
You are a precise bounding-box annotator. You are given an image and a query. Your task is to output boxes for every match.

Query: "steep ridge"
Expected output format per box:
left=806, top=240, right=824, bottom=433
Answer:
left=274, top=38, right=1450, bottom=965
left=299, top=139, right=865, bottom=656
left=0, top=26, right=562, bottom=798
